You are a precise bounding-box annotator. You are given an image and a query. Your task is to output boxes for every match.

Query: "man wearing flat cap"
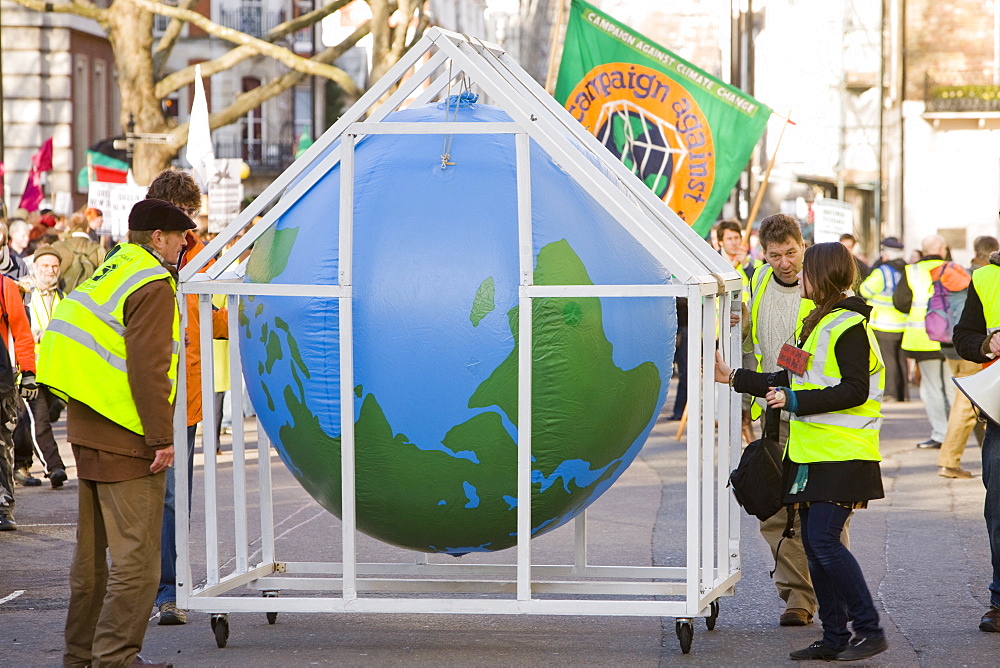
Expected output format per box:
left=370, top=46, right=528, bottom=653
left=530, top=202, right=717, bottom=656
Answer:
left=38, top=198, right=194, bottom=667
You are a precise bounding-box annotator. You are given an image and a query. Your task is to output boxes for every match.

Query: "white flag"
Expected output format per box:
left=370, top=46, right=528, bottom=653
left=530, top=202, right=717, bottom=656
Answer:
left=186, top=64, right=214, bottom=190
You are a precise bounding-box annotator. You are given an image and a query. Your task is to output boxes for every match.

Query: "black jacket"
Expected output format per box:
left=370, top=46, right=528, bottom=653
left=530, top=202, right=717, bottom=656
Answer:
left=734, top=296, right=884, bottom=504
left=954, top=252, right=1000, bottom=364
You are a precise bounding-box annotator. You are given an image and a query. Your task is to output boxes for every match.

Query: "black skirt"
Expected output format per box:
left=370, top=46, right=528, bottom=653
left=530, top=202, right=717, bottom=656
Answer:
left=782, top=458, right=884, bottom=505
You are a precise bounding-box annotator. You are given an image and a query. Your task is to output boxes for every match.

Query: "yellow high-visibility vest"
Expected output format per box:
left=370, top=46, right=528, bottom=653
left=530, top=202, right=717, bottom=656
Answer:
left=858, top=264, right=906, bottom=333
left=973, top=264, right=1000, bottom=339
left=748, top=265, right=814, bottom=418
left=36, top=244, right=180, bottom=435
left=788, top=309, right=884, bottom=463
left=902, top=259, right=945, bottom=352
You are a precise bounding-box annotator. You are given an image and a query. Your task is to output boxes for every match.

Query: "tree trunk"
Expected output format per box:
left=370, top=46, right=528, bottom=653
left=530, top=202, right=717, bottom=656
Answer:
left=106, top=2, right=176, bottom=184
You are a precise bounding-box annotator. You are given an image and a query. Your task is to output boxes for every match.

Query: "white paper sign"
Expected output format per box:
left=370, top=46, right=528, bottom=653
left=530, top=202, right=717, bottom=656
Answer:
left=812, top=198, right=854, bottom=244
left=87, top=181, right=147, bottom=241
left=207, top=158, right=244, bottom=234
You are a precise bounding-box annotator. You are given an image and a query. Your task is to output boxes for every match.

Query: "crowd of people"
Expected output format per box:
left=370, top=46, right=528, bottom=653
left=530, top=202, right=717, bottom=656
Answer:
left=705, top=213, right=1000, bottom=661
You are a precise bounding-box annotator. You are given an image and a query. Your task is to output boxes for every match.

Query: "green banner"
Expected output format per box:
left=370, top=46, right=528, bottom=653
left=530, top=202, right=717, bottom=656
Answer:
left=554, top=0, right=771, bottom=237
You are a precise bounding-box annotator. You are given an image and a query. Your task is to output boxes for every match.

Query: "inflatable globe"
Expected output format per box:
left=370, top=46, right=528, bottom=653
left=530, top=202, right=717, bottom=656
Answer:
left=240, top=95, right=677, bottom=555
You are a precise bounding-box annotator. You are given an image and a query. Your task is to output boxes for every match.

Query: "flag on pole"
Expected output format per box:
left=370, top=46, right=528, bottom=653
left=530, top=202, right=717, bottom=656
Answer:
left=554, top=0, right=771, bottom=237
left=18, top=137, right=54, bottom=212
left=186, top=64, right=215, bottom=190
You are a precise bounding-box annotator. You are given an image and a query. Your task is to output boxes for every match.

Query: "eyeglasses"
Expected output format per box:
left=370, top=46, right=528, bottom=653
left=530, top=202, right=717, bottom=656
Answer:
left=182, top=207, right=201, bottom=217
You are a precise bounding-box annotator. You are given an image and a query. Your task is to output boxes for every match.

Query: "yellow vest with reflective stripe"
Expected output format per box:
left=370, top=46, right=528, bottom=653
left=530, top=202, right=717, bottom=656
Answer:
left=36, top=244, right=180, bottom=435
left=787, top=309, right=884, bottom=463
left=973, top=264, right=1000, bottom=337
left=727, top=256, right=763, bottom=303
left=858, top=264, right=906, bottom=333
left=748, top=265, right=814, bottom=418
left=902, top=260, right=944, bottom=352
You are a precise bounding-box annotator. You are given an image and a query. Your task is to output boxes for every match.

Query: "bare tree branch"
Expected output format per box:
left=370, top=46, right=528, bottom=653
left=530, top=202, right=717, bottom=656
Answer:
left=154, top=0, right=356, bottom=97
left=167, top=22, right=372, bottom=145
left=8, top=0, right=105, bottom=21
left=130, top=0, right=363, bottom=97
left=152, top=0, right=199, bottom=80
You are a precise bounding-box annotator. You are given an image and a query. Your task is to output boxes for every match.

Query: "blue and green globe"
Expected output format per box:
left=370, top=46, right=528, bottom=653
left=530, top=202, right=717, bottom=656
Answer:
left=239, top=99, right=677, bottom=555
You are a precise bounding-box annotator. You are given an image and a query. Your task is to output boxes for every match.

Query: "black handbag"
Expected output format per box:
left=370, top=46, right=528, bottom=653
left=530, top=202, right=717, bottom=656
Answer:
left=728, top=406, right=785, bottom=521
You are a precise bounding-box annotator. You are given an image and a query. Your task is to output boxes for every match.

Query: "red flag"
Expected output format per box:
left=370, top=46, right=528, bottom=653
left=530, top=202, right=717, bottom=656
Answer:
left=93, top=164, right=128, bottom=183
left=18, top=168, right=44, bottom=212
left=31, top=137, right=53, bottom=172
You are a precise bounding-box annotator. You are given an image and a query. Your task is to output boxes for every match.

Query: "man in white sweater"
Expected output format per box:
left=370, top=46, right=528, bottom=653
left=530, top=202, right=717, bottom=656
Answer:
left=744, top=214, right=846, bottom=627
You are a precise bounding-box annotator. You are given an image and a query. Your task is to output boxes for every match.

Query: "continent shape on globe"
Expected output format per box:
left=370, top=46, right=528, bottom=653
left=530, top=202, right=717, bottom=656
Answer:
left=239, top=100, right=677, bottom=555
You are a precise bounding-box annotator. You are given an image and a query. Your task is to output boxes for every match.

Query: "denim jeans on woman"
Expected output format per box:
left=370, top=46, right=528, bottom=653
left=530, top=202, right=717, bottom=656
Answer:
left=799, top=502, right=883, bottom=649
left=982, top=420, right=1000, bottom=608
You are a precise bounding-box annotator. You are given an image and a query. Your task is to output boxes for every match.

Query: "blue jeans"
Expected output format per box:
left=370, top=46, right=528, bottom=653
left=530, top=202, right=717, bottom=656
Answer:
left=983, top=420, right=1000, bottom=608
left=799, top=502, right=883, bottom=649
left=157, top=424, right=197, bottom=607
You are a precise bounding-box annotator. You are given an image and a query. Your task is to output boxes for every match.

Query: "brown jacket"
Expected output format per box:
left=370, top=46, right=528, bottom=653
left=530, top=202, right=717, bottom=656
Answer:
left=69, top=268, right=178, bottom=479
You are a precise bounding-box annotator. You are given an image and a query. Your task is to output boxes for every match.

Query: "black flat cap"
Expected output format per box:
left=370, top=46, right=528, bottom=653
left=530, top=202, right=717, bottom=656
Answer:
left=128, top=198, right=196, bottom=232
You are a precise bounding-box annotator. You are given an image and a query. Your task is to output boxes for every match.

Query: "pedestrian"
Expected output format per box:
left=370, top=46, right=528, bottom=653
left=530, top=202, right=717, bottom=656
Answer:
left=50, top=212, right=104, bottom=293
left=0, top=220, right=31, bottom=282
left=743, top=213, right=831, bottom=627
left=717, top=241, right=888, bottom=662
left=937, top=235, right=998, bottom=478
left=38, top=198, right=192, bottom=666
left=893, top=235, right=957, bottom=448
left=839, top=233, right=870, bottom=282
left=8, top=218, right=34, bottom=261
left=0, top=262, right=39, bottom=530
left=953, top=243, right=1000, bottom=633
left=858, top=237, right=908, bottom=402
left=11, top=245, right=68, bottom=489
left=666, top=296, right=687, bottom=420
left=717, top=219, right=762, bottom=440
left=144, top=168, right=228, bottom=627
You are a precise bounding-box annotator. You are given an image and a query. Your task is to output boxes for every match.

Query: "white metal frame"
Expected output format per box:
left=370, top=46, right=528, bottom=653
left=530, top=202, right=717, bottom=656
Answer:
left=175, top=28, right=744, bottom=640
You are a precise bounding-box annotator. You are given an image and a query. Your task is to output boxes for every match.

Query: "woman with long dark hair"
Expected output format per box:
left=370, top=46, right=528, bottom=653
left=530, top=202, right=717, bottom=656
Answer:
left=717, top=242, right=888, bottom=662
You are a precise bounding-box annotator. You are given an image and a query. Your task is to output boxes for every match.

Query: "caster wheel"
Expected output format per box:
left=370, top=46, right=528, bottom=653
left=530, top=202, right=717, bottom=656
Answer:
left=211, top=614, right=229, bottom=648
left=706, top=600, right=720, bottom=630
left=263, top=590, right=278, bottom=625
left=675, top=619, right=694, bottom=654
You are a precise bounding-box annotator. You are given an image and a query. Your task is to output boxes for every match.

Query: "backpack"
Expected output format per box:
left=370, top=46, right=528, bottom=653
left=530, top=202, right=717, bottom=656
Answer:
left=925, top=261, right=971, bottom=343
left=729, top=407, right=785, bottom=521
left=58, top=239, right=101, bottom=293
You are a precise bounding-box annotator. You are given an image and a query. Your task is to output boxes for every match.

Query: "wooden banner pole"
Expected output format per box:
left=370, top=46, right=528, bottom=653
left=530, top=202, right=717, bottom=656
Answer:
left=743, top=112, right=794, bottom=247
left=544, top=0, right=568, bottom=94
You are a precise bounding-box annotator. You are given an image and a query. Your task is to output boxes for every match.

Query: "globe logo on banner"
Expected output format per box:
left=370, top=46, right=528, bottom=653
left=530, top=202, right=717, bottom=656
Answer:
left=595, top=100, right=686, bottom=201
left=565, top=63, right=715, bottom=224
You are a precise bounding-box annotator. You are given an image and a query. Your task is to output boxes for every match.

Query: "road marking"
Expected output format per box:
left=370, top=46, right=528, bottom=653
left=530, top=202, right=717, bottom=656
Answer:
left=19, top=523, right=77, bottom=527
left=0, top=590, right=25, bottom=606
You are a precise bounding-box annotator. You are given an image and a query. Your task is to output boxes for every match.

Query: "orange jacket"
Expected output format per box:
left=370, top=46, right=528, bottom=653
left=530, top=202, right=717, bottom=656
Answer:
left=0, top=276, right=35, bottom=374
left=182, top=238, right=228, bottom=427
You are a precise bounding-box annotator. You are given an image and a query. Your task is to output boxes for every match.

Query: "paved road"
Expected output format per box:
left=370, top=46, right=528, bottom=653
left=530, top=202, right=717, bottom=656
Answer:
left=1, top=393, right=997, bottom=665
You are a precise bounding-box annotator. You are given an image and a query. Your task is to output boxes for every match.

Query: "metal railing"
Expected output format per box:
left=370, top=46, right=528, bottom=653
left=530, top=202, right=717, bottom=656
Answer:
left=218, top=7, right=287, bottom=38
left=215, top=141, right=294, bottom=172
left=925, top=70, right=1000, bottom=113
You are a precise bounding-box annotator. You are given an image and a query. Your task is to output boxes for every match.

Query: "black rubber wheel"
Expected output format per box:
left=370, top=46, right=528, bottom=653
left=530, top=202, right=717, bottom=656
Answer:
left=263, top=590, right=279, bottom=625
left=706, top=599, right=720, bottom=630
left=212, top=615, right=229, bottom=648
left=676, top=619, right=694, bottom=654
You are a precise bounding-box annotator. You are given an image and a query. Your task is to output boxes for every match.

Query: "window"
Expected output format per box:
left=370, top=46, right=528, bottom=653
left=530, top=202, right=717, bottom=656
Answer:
left=242, top=77, right=263, bottom=163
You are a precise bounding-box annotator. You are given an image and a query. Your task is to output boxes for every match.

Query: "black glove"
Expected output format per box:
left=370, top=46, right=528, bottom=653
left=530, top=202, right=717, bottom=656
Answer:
left=19, top=372, right=38, bottom=402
